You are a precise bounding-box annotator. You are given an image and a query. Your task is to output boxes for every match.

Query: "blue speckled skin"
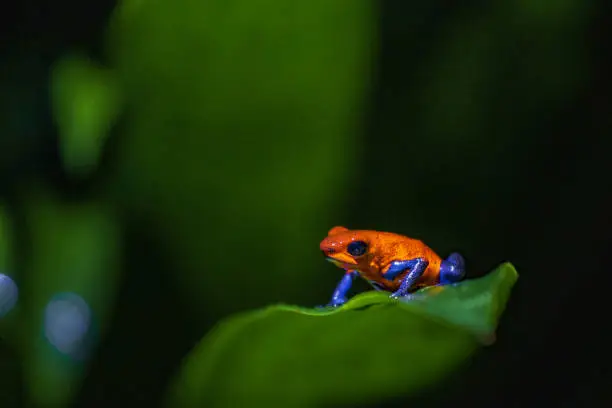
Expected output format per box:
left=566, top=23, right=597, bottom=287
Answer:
left=384, top=258, right=429, bottom=299
left=328, top=271, right=358, bottom=307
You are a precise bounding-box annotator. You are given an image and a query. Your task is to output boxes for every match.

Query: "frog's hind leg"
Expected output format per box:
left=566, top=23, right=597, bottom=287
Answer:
left=439, top=253, right=466, bottom=284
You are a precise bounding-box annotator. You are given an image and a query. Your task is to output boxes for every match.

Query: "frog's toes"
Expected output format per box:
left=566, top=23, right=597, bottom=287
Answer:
left=389, top=292, right=417, bottom=301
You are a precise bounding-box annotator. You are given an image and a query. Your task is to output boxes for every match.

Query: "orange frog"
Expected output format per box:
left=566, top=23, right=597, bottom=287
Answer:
left=319, top=226, right=466, bottom=307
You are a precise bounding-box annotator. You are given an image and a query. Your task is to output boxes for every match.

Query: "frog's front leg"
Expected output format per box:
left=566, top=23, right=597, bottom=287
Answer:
left=327, top=270, right=359, bottom=307
left=382, top=258, right=429, bottom=299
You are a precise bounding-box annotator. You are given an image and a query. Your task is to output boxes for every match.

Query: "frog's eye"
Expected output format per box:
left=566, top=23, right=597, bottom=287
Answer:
left=347, top=240, right=368, bottom=257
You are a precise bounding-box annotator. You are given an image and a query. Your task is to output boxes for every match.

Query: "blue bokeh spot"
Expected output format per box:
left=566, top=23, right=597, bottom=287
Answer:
left=44, top=292, right=92, bottom=356
left=0, top=273, right=18, bottom=317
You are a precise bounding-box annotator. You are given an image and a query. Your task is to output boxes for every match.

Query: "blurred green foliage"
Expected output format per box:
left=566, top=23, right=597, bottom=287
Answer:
left=0, top=205, right=14, bottom=274
left=18, top=188, right=121, bottom=408
left=0, top=205, right=19, bottom=339
left=5, top=0, right=381, bottom=405
left=104, top=0, right=377, bottom=317
left=50, top=55, right=122, bottom=178
left=167, top=263, right=517, bottom=408
left=0, top=336, right=21, bottom=408
left=5, top=0, right=596, bottom=405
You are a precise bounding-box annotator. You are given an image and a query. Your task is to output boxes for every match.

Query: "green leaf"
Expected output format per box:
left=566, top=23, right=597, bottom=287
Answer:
left=50, top=54, right=121, bottom=178
left=106, top=0, right=377, bottom=314
left=166, top=263, right=518, bottom=408
left=18, top=187, right=122, bottom=408
left=0, top=203, right=14, bottom=274
left=0, top=203, right=19, bottom=332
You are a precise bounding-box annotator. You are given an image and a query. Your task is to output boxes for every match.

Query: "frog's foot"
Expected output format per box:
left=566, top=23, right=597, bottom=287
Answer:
left=315, top=298, right=346, bottom=309
left=389, top=292, right=417, bottom=301
left=439, top=252, right=466, bottom=284
left=327, top=297, right=347, bottom=308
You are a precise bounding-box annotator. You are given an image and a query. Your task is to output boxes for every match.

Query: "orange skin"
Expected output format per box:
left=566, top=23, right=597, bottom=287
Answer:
left=319, top=226, right=443, bottom=292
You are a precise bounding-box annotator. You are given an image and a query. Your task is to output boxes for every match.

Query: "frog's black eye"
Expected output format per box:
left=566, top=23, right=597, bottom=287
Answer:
left=347, top=241, right=368, bottom=257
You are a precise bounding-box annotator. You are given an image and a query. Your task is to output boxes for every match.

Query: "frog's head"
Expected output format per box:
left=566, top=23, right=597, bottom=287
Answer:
left=319, top=226, right=371, bottom=270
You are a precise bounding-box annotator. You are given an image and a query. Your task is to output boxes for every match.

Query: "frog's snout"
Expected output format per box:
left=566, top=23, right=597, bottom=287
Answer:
left=319, top=238, right=336, bottom=255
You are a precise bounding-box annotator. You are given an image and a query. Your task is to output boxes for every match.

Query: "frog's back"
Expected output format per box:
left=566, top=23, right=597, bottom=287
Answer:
left=359, top=230, right=439, bottom=260
left=365, top=230, right=443, bottom=287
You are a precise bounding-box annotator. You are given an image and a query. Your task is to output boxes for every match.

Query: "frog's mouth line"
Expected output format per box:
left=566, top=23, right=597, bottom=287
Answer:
left=325, top=257, right=357, bottom=268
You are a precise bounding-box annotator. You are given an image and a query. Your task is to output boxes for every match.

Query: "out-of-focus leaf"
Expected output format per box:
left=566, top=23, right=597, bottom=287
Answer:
left=166, top=263, right=518, bottom=408
left=0, top=204, right=13, bottom=274
left=0, top=338, right=22, bottom=408
left=19, top=188, right=121, bottom=408
left=50, top=54, right=121, bottom=178
left=0, top=204, right=18, bottom=328
left=106, top=0, right=377, bottom=313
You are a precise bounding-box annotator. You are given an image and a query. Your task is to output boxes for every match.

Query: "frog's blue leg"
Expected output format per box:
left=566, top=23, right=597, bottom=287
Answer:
left=327, top=271, right=358, bottom=307
left=382, top=259, right=420, bottom=280
left=439, top=252, right=466, bottom=284
left=383, top=258, right=429, bottom=299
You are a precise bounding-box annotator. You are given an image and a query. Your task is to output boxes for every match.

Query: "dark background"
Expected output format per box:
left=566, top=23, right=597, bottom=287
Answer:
left=1, top=0, right=611, bottom=407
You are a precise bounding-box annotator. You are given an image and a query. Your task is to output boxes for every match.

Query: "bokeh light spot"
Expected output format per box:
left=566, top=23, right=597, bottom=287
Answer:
left=0, top=273, right=18, bottom=317
left=44, top=292, right=92, bottom=357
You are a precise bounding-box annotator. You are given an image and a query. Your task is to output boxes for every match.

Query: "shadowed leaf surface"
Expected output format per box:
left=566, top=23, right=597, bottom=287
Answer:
left=167, top=263, right=518, bottom=408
